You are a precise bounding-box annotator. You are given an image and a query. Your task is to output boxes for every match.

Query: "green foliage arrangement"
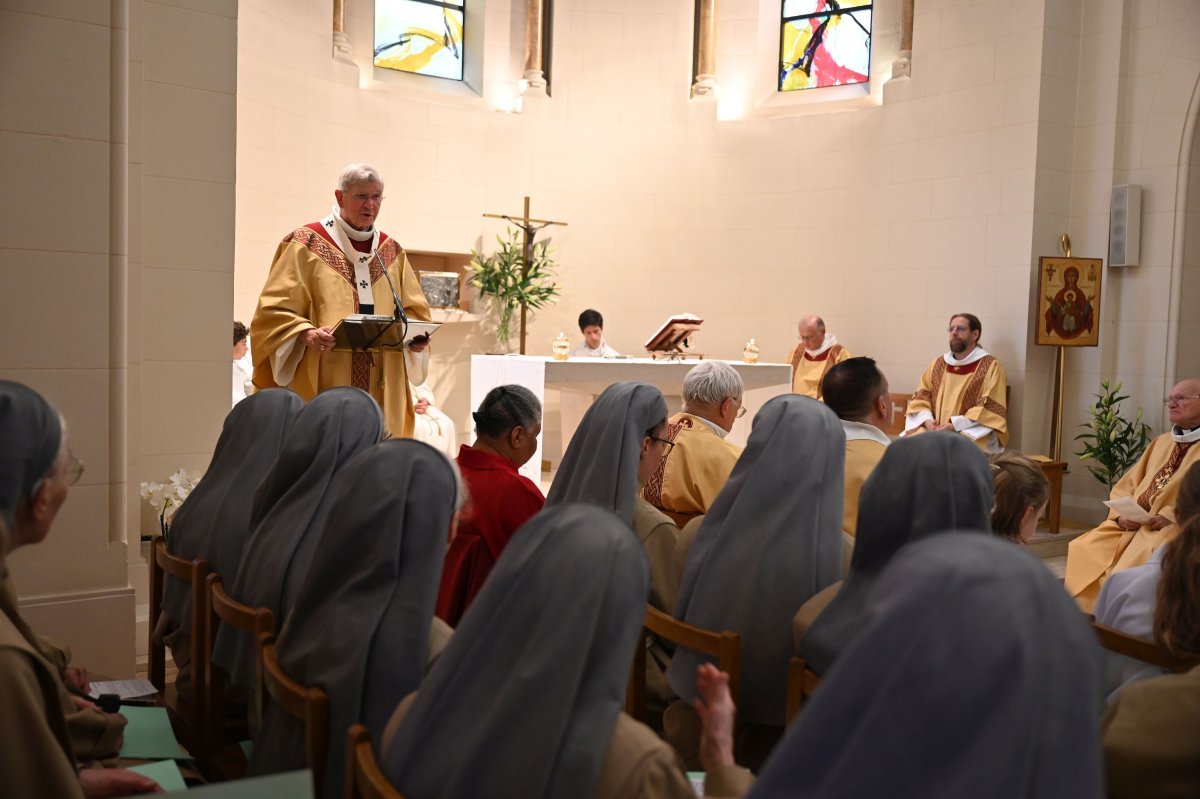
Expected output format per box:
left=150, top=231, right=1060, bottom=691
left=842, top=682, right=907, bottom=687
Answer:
left=468, top=228, right=560, bottom=347
left=1075, top=379, right=1152, bottom=490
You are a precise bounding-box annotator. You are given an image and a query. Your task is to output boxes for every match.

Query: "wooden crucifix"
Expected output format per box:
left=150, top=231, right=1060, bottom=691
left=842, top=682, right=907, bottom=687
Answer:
left=482, top=195, right=568, bottom=354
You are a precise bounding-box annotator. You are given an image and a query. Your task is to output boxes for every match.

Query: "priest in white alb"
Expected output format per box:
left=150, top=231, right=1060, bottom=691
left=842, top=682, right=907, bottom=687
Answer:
left=250, top=163, right=432, bottom=438
left=786, top=315, right=850, bottom=399
left=903, top=313, right=1008, bottom=453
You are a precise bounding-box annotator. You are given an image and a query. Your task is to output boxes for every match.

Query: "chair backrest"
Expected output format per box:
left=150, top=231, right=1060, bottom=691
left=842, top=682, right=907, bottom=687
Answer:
left=258, top=633, right=330, bottom=797
left=345, top=724, right=406, bottom=799
left=883, top=393, right=911, bottom=437
left=1091, top=620, right=1200, bottom=673
left=203, top=573, right=274, bottom=749
left=785, top=656, right=822, bottom=724
left=626, top=604, right=741, bottom=722
left=149, top=537, right=209, bottom=736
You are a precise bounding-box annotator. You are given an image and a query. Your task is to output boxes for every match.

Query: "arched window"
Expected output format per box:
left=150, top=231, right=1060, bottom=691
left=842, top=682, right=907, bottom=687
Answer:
left=779, top=1, right=872, bottom=92
left=374, top=0, right=466, bottom=81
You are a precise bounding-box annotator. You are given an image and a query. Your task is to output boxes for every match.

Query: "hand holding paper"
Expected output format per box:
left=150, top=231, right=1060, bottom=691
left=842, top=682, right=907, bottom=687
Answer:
left=1103, top=497, right=1153, bottom=525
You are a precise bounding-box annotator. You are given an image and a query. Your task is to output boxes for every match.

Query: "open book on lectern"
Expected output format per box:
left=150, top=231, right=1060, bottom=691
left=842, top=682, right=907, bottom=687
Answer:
left=331, top=315, right=440, bottom=352
left=644, top=313, right=703, bottom=356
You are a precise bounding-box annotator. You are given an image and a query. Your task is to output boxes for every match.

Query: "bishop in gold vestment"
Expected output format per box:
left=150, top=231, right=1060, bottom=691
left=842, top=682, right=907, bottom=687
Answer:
left=251, top=165, right=431, bottom=438
left=786, top=316, right=850, bottom=399
left=1066, top=401, right=1200, bottom=612
left=904, top=315, right=1007, bottom=452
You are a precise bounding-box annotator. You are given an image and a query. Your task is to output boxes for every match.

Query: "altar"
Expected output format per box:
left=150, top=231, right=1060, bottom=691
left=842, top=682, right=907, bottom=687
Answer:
left=470, top=354, right=793, bottom=482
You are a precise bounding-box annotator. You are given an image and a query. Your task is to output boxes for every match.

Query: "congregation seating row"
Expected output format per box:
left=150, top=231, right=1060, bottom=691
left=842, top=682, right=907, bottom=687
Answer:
left=152, top=534, right=1200, bottom=798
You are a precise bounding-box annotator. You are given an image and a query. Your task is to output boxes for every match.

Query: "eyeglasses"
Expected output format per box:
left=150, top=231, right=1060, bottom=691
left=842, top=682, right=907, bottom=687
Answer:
left=649, top=436, right=675, bottom=454
left=65, top=452, right=84, bottom=486
left=351, top=193, right=385, bottom=204
left=731, top=398, right=747, bottom=419
left=947, top=325, right=971, bottom=334
left=1164, top=395, right=1200, bottom=405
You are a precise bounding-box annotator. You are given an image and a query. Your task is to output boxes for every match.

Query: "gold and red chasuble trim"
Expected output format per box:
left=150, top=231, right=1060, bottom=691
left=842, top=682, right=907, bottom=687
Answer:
left=1137, top=441, right=1195, bottom=512
left=927, top=355, right=1002, bottom=419
left=643, top=418, right=688, bottom=508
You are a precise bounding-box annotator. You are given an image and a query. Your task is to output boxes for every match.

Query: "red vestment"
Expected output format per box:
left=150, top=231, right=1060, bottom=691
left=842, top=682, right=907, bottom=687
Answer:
left=435, top=445, right=545, bottom=625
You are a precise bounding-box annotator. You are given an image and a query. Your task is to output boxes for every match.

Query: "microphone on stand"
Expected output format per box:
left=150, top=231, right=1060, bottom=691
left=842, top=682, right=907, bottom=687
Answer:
left=374, top=250, right=409, bottom=327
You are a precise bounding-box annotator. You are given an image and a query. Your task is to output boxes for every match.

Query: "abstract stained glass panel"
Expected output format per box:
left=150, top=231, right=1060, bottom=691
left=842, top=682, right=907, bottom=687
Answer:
left=375, top=0, right=465, bottom=81
left=780, top=0, right=872, bottom=92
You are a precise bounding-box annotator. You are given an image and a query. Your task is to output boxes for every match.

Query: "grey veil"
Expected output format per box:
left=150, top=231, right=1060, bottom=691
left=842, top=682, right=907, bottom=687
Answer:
left=544, top=381, right=668, bottom=524
left=749, top=534, right=1104, bottom=799
left=0, top=381, right=62, bottom=530
left=383, top=504, right=649, bottom=799
left=802, top=432, right=992, bottom=675
left=249, top=439, right=455, bottom=799
left=212, top=387, right=383, bottom=689
left=161, top=389, right=303, bottom=632
left=667, top=394, right=843, bottom=726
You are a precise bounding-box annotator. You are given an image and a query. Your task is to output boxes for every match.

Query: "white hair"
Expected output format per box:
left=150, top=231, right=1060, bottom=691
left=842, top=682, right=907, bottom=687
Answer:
left=337, top=162, right=383, bottom=190
left=682, top=360, right=744, bottom=407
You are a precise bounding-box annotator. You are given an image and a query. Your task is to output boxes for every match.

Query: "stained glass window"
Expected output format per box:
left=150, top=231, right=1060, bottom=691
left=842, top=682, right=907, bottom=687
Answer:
left=374, top=0, right=465, bottom=81
left=779, top=0, right=871, bottom=92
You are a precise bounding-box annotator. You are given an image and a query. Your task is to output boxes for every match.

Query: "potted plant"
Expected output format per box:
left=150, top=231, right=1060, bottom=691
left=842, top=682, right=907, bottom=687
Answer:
left=1075, top=379, right=1152, bottom=490
left=468, top=227, right=559, bottom=352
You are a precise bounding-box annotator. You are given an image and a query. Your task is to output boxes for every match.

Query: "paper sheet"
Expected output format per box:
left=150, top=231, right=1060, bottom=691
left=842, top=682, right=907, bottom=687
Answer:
left=161, top=770, right=314, bottom=797
left=128, top=760, right=187, bottom=792
left=91, top=679, right=157, bottom=699
left=1103, top=496, right=1153, bottom=525
left=119, top=706, right=192, bottom=760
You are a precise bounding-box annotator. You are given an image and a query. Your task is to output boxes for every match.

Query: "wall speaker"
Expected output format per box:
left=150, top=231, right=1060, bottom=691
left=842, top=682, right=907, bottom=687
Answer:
left=1109, top=184, right=1141, bottom=267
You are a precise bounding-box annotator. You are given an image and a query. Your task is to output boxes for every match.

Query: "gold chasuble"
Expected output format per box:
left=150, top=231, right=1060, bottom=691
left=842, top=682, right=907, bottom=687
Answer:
left=643, top=412, right=742, bottom=525
left=251, top=222, right=431, bottom=438
left=1065, top=430, right=1200, bottom=611
left=842, top=421, right=889, bottom=537
left=904, top=350, right=1008, bottom=452
left=787, top=341, right=850, bottom=399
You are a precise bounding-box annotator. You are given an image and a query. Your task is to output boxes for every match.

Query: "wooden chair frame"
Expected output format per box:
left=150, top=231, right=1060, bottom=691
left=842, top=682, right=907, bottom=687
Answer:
left=1091, top=619, right=1200, bottom=673
left=785, top=656, right=822, bottom=724
left=258, top=633, right=330, bottom=797
left=149, top=536, right=208, bottom=746
left=627, top=604, right=741, bottom=723
left=203, top=573, right=274, bottom=751
left=345, top=724, right=406, bottom=799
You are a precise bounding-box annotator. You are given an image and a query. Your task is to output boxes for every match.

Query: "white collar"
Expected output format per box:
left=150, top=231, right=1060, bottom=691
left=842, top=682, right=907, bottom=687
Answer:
left=942, top=346, right=990, bottom=367
left=841, top=419, right=891, bottom=446
left=685, top=412, right=730, bottom=439
left=330, top=205, right=375, bottom=241
left=1172, top=426, right=1200, bottom=444
left=805, top=333, right=838, bottom=358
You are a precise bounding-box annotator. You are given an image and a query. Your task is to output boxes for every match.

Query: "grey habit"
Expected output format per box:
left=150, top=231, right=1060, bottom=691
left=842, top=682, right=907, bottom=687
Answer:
left=667, top=394, right=843, bottom=726
left=382, top=504, right=649, bottom=799
left=212, top=386, right=383, bottom=690
left=544, top=381, right=668, bottom=524
left=748, top=534, right=1104, bottom=799
left=0, top=381, right=62, bottom=528
left=248, top=439, right=455, bottom=799
left=161, top=389, right=303, bottom=633
left=802, top=432, right=992, bottom=676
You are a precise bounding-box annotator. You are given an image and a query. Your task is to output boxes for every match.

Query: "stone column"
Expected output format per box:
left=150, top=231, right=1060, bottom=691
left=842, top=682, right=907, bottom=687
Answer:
left=333, top=0, right=351, bottom=57
left=692, top=0, right=718, bottom=98
left=891, top=0, right=914, bottom=79
left=523, top=0, right=548, bottom=89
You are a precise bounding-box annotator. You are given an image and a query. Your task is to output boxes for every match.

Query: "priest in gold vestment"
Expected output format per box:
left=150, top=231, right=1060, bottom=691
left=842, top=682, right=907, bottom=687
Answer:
left=251, top=163, right=431, bottom=438
left=1065, top=379, right=1200, bottom=611
left=822, top=357, right=892, bottom=539
left=786, top=315, right=850, bottom=399
left=903, top=313, right=1007, bottom=453
left=643, top=361, right=743, bottom=526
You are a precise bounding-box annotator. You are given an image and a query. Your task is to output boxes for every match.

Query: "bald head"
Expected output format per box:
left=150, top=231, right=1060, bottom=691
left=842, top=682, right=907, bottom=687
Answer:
left=1168, top=378, right=1200, bottom=430
left=798, top=316, right=827, bottom=351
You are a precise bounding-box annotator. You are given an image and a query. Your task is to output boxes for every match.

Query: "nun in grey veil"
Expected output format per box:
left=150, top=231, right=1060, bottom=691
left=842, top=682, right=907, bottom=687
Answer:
left=801, top=432, right=992, bottom=677
left=159, top=389, right=302, bottom=653
left=248, top=438, right=456, bottom=798
left=381, top=504, right=694, bottom=799
left=745, top=534, right=1104, bottom=799
left=544, top=381, right=668, bottom=524
left=212, top=386, right=383, bottom=691
left=666, top=394, right=843, bottom=736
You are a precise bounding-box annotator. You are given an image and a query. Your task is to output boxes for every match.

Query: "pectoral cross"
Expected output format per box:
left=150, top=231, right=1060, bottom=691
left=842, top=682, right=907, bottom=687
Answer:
left=482, top=196, right=568, bottom=354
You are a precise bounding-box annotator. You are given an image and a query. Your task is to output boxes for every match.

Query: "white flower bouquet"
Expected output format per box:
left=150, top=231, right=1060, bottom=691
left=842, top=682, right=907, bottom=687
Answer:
left=140, top=468, right=201, bottom=539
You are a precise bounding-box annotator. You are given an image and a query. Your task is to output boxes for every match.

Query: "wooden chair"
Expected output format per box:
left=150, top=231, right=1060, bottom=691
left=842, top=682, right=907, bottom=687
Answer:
left=785, top=656, right=822, bottom=724
left=883, top=392, right=911, bottom=437
left=345, top=724, right=406, bottom=799
left=258, top=633, right=330, bottom=797
left=1090, top=620, right=1200, bottom=673
left=149, top=536, right=209, bottom=750
left=198, top=573, right=275, bottom=777
left=627, top=604, right=741, bottom=723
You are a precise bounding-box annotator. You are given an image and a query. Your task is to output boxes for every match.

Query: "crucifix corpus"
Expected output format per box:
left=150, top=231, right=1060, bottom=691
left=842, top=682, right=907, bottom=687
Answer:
left=482, top=196, right=568, bottom=354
